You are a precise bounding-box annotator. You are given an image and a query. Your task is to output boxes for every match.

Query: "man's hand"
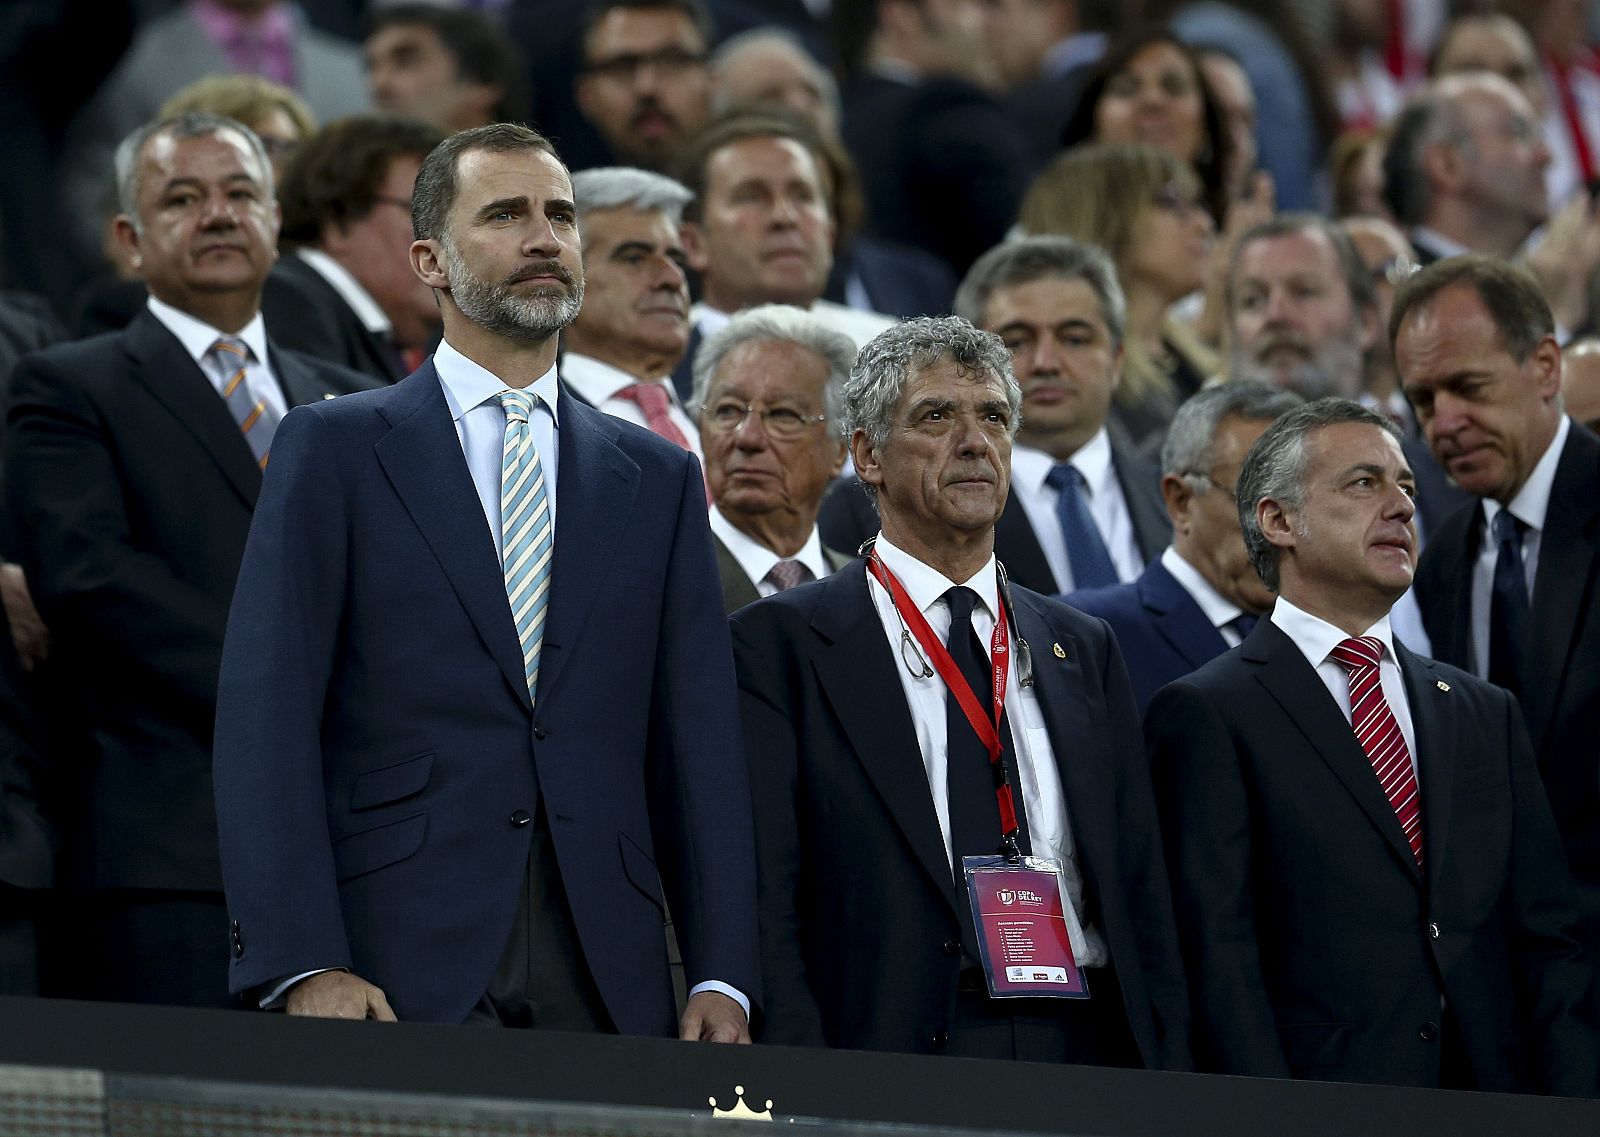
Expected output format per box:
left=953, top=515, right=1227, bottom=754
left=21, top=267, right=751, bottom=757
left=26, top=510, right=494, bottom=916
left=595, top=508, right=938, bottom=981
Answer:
left=285, top=971, right=397, bottom=1021
left=679, top=990, right=750, bottom=1043
left=1526, top=192, right=1600, bottom=333
left=0, top=563, right=48, bottom=670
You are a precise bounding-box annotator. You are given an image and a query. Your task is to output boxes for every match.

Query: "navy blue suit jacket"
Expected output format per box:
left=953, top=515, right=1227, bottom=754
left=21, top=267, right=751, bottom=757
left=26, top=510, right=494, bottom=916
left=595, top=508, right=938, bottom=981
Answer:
left=1065, top=559, right=1229, bottom=713
left=213, top=362, right=760, bottom=1029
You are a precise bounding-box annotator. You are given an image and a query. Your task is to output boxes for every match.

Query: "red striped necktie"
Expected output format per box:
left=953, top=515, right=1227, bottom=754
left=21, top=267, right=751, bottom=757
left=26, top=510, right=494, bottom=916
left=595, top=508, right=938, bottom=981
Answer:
left=1330, top=636, right=1423, bottom=869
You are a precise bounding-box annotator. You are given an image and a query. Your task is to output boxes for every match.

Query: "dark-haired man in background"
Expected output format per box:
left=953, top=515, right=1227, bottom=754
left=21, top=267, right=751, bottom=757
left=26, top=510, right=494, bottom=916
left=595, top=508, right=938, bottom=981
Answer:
left=366, top=4, right=530, bottom=131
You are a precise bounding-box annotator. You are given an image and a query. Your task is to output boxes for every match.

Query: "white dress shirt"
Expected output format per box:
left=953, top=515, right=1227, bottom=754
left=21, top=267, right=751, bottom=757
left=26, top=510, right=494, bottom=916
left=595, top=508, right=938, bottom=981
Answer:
left=1160, top=546, right=1251, bottom=648
left=1009, top=429, right=1144, bottom=591
left=147, top=294, right=286, bottom=422
left=1470, top=414, right=1568, bottom=681
left=294, top=246, right=393, bottom=336
left=560, top=352, right=701, bottom=461
left=867, top=534, right=1105, bottom=967
left=708, top=506, right=829, bottom=597
left=1270, top=597, right=1420, bottom=790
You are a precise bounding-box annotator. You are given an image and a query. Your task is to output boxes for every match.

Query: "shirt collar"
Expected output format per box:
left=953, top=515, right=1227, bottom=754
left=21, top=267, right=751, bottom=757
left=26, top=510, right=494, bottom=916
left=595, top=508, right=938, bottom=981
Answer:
left=146, top=293, right=270, bottom=370
left=1486, top=413, right=1570, bottom=534
left=1160, top=546, right=1246, bottom=630
left=562, top=351, right=678, bottom=406
left=873, top=532, right=1000, bottom=623
left=1270, top=595, right=1396, bottom=670
left=709, top=506, right=830, bottom=586
left=294, top=247, right=391, bottom=335
left=1410, top=226, right=1471, bottom=260
left=1011, top=426, right=1113, bottom=495
left=433, top=337, right=561, bottom=425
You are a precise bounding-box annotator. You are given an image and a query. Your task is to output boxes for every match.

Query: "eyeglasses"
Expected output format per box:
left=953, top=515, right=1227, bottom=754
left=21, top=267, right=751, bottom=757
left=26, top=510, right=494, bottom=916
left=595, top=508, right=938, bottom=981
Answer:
left=585, top=47, right=707, bottom=83
left=1184, top=470, right=1237, bottom=496
left=703, top=401, right=827, bottom=439
left=1373, top=255, right=1419, bottom=287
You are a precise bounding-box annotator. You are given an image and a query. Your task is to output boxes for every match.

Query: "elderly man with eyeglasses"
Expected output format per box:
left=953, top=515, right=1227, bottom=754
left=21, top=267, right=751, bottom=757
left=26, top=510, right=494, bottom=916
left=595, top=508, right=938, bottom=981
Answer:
left=692, top=305, right=858, bottom=611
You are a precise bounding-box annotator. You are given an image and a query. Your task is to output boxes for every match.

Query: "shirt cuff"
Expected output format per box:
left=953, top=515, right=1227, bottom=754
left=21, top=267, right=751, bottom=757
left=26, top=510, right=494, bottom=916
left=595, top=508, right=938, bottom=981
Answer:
left=688, top=979, right=750, bottom=1021
left=259, top=967, right=345, bottom=1010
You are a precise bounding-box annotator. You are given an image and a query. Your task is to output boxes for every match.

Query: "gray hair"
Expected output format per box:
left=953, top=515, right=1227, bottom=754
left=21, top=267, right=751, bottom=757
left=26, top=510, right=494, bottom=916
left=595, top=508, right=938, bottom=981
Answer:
left=570, top=166, right=694, bottom=245
left=1160, top=381, right=1303, bottom=478
left=114, top=112, right=273, bottom=232
left=1227, top=212, right=1376, bottom=319
left=689, top=304, right=856, bottom=438
left=844, top=316, right=1019, bottom=465
left=710, top=28, right=841, bottom=119
left=1236, top=398, right=1401, bottom=591
left=953, top=236, right=1127, bottom=351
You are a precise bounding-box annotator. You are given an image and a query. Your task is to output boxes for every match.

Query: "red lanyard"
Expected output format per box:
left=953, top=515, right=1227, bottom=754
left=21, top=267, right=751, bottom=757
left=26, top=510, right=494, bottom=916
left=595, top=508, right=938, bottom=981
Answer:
left=867, top=552, right=1021, bottom=845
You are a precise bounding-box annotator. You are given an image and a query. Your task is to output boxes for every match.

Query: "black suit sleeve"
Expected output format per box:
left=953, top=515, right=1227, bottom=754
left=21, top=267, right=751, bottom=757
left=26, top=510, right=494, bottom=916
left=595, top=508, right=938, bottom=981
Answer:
left=5, top=354, right=228, bottom=711
left=731, top=611, right=828, bottom=1047
left=1145, top=679, right=1291, bottom=1077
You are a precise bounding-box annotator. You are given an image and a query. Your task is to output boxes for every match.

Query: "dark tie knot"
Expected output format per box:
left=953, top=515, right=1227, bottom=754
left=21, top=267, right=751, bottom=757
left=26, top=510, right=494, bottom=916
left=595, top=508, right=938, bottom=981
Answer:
left=1044, top=463, right=1086, bottom=493
left=1492, top=509, right=1526, bottom=549
left=498, top=389, right=536, bottom=425
left=943, top=586, right=979, bottom=624
left=1330, top=636, right=1385, bottom=671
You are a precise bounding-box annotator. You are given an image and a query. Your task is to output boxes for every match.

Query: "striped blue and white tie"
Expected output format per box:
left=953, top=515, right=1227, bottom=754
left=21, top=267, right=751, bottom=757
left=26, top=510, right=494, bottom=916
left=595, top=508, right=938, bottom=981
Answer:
left=497, top=388, right=553, bottom=703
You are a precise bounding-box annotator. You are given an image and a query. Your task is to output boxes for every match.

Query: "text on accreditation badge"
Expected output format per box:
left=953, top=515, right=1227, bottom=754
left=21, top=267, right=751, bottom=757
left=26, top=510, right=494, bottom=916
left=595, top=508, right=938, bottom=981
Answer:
left=963, top=856, right=1088, bottom=999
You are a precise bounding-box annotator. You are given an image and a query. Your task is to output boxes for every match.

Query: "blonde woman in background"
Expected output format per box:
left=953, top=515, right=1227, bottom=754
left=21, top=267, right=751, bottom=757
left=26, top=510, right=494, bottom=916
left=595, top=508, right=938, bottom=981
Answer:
left=1019, top=143, right=1215, bottom=450
left=159, top=74, right=316, bottom=182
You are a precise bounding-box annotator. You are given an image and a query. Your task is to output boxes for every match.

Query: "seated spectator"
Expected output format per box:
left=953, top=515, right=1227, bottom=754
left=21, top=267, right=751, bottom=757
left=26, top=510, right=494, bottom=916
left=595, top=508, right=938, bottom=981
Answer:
left=711, top=27, right=839, bottom=138
left=985, top=0, right=1117, bottom=169
left=365, top=4, right=529, bottom=132
left=690, top=305, right=856, bottom=611
left=1019, top=143, right=1216, bottom=451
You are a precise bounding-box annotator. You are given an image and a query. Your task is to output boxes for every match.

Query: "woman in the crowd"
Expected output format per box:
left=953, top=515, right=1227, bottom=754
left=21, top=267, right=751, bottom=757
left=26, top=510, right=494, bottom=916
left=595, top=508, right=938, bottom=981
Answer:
left=158, top=74, right=317, bottom=182
left=1018, top=143, right=1215, bottom=451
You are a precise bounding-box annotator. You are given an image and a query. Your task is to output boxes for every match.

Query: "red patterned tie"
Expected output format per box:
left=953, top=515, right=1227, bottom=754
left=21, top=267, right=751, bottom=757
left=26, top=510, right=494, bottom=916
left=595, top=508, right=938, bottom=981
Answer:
left=1330, top=636, right=1423, bottom=870
left=615, top=382, right=693, bottom=452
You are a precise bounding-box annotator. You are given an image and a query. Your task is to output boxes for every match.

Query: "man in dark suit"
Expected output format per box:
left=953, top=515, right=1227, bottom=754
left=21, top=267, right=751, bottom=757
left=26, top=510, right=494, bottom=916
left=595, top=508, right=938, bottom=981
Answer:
left=266, top=115, right=446, bottom=385
left=734, top=316, right=1190, bottom=1066
left=4, top=112, right=375, bottom=1007
left=1394, top=255, right=1600, bottom=954
left=1148, top=398, right=1597, bottom=1093
left=212, top=123, right=758, bottom=1040
left=690, top=305, right=856, bottom=611
left=1067, top=382, right=1299, bottom=711
left=820, top=237, right=1170, bottom=593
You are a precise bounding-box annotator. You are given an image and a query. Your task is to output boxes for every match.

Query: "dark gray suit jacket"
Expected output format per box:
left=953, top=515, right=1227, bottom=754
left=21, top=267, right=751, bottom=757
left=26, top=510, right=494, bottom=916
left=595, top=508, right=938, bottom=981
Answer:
left=711, top=531, right=854, bottom=614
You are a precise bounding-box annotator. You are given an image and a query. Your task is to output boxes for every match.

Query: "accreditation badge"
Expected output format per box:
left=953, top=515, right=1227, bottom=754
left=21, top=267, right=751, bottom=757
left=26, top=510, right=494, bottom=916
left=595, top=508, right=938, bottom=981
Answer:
left=961, top=855, right=1088, bottom=999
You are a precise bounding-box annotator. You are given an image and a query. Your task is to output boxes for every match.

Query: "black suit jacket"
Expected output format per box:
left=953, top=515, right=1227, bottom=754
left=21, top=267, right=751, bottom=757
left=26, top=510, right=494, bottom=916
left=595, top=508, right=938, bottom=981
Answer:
left=818, top=447, right=1170, bottom=595
left=3, top=309, right=376, bottom=892
left=1415, top=422, right=1600, bottom=939
left=260, top=255, right=409, bottom=385
left=732, top=564, right=1191, bottom=1065
left=1147, top=619, right=1598, bottom=1093
left=710, top=532, right=854, bottom=613
left=825, top=237, right=958, bottom=320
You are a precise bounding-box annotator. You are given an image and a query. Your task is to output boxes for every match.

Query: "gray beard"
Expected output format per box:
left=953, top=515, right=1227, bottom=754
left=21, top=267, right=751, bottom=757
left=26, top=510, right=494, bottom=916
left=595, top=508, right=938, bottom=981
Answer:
left=1229, top=335, right=1365, bottom=401
left=443, top=240, right=583, bottom=344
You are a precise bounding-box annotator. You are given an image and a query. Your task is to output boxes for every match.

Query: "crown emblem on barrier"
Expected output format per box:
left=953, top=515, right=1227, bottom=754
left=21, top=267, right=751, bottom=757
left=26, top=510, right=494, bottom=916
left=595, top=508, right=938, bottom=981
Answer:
left=709, top=1085, right=773, bottom=1121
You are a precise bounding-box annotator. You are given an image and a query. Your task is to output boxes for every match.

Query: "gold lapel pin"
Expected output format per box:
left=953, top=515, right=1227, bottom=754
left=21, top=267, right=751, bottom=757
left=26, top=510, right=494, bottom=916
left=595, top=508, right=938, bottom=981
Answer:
left=1052, top=642, right=1066, bottom=659
left=322, top=393, right=337, bottom=400
left=1436, top=680, right=1450, bottom=692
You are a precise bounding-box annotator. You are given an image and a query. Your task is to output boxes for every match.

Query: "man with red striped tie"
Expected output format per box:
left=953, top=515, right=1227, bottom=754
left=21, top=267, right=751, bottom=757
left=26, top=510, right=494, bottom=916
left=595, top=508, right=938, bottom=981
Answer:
left=1145, top=397, right=1598, bottom=1095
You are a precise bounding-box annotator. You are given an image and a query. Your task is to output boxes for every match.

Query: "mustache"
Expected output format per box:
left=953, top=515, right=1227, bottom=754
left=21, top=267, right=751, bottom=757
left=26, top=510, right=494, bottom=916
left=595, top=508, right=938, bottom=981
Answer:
left=504, top=260, right=577, bottom=288
left=629, top=97, right=678, bottom=130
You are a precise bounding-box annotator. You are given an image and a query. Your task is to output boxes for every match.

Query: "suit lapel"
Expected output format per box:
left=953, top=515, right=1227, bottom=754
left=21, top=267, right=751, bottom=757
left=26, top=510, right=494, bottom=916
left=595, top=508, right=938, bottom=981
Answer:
left=534, top=393, right=641, bottom=705
left=1140, top=561, right=1228, bottom=670
left=124, top=310, right=260, bottom=508
left=1247, top=622, right=1423, bottom=882
left=272, top=342, right=342, bottom=408
left=1398, top=644, right=1454, bottom=887
left=812, top=568, right=959, bottom=912
left=713, top=534, right=761, bottom=613
left=1423, top=505, right=1479, bottom=669
left=374, top=365, right=530, bottom=708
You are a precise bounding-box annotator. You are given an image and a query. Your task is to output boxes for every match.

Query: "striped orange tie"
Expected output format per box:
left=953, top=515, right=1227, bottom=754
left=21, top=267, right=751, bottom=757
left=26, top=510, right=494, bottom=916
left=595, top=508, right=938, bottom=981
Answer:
left=209, top=337, right=280, bottom=469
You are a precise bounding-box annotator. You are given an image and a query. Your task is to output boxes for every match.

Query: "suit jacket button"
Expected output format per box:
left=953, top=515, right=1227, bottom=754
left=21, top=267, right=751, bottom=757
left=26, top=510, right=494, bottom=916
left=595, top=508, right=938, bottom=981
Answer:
left=230, top=921, right=244, bottom=959
left=931, top=1031, right=949, bottom=1049
left=1428, top=921, right=1440, bottom=940
left=942, top=939, right=960, bottom=956
left=510, top=809, right=531, bottom=828
left=533, top=725, right=547, bottom=741
left=1418, top=1022, right=1439, bottom=1042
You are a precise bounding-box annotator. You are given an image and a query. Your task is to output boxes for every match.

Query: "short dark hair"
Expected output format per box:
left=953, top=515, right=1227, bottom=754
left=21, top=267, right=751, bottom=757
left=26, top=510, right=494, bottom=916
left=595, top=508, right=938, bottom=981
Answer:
left=954, top=236, right=1127, bottom=351
left=278, top=115, right=445, bottom=246
left=411, top=123, right=562, bottom=242
left=1387, top=254, right=1554, bottom=364
left=1381, top=92, right=1450, bottom=227
left=673, top=109, right=833, bottom=225
left=582, top=0, right=712, bottom=50
left=370, top=4, right=530, bottom=123
left=1228, top=212, right=1376, bottom=319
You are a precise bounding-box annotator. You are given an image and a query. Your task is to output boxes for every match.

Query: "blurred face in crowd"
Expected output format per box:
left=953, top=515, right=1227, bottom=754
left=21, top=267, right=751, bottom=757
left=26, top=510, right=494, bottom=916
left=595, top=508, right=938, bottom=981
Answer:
left=565, top=206, right=691, bottom=376
left=1342, top=216, right=1414, bottom=356
left=982, top=274, right=1121, bottom=460
left=896, top=0, right=989, bottom=79
left=979, top=0, right=1076, bottom=90
left=1167, top=413, right=1276, bottom=613
left=576, top=7, right=711, bottom=170
left=682, top=136, right=835, bottom=313
left=1433, top=16, right=1544, bottom=113
left=854, top=358, right=1014, bottom=555
left=1561, top=340, right=1600, bottom=432
left=1124, top=180, right=1213, bottom=303
left=321, top=153, right=440, bottom=350
left=699, top=338, right=846, bottom=537
left=117, top=126, right=280, bottom=325
left=1095, top=41, right=1207, bottom=168
left=1263, top=421, right=1417, bottom=625
left=1229, top=228, right=1374, bottom=399
left=1395, top=282, right=1562, bottom=505
left=366, top=22, right=498, bottom=132
left=713, top=36, right=837, bottom=138
left=1442, top=78, right=1550, bottom=233
left=1199, top=51, right=1256, bottom=197
left=246, top=106, right=306, bottom=181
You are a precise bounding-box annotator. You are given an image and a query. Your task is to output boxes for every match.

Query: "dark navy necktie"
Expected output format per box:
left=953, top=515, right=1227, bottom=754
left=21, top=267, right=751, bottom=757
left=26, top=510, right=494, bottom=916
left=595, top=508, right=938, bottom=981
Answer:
left=1045, top=463, right=1119, bottom=589
left=1488, top=509, right=1530, bottom=694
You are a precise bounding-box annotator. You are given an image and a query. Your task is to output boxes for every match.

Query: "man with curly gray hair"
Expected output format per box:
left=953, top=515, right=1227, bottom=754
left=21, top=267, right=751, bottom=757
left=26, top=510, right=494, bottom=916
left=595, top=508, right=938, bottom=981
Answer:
left=730, top=316, right=1191, bottom=1068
